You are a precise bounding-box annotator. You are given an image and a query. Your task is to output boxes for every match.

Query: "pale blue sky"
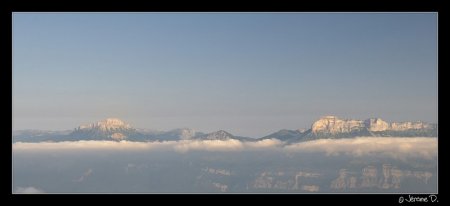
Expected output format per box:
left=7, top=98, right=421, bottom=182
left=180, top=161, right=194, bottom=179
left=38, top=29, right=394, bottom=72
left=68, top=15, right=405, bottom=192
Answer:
left=13, top=13, right=437, bottom=137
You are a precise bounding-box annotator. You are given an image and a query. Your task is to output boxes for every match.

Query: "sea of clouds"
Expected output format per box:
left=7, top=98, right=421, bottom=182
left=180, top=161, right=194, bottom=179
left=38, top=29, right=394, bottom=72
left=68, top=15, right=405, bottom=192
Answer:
left=13, top=137, right=437, bottom=160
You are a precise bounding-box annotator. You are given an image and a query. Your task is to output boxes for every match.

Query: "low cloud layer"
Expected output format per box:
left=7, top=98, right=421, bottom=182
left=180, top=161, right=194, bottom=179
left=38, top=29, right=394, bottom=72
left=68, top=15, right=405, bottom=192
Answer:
left=174, top=139, right=283, bottom=153
left=13, top=137, right=437, bottom=159
left=13, top=139, right=283, bottom=153
left=285, top=137, right=437, bottom=160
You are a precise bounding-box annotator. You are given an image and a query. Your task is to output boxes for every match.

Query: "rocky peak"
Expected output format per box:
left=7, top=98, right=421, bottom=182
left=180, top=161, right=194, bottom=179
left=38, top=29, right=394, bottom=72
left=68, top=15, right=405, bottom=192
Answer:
left=204, top=130, right=234, bottom=140
left=77, top=118, right=131, bottom=131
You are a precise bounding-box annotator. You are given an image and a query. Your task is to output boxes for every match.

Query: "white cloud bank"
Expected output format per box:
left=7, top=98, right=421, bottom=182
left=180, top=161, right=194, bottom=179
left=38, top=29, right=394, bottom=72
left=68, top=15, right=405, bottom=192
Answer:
left=13, top=137, right=437, bottom=159
left=15, top=186, right=45, bottom=194
left=173, top=138, right=283, bottom=153
left=13, top=139, right=283, bottom=153
left=285, top=137, right=437, bottom=160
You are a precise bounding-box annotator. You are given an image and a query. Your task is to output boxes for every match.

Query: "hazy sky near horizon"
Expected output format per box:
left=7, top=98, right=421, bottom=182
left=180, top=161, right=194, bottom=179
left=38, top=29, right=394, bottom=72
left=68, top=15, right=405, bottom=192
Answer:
left=13, top=13, right=437, bottom=137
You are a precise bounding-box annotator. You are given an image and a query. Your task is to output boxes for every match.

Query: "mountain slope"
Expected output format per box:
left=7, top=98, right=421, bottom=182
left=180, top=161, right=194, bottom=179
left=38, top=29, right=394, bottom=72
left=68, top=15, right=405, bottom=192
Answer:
left=260, top=129, right=306, bottom=141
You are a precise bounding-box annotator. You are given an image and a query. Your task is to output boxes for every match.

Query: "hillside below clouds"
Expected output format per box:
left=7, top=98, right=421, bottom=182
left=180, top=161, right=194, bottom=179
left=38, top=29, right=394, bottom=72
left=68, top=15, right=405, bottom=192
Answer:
left=13, top=116, right=437, bottom=143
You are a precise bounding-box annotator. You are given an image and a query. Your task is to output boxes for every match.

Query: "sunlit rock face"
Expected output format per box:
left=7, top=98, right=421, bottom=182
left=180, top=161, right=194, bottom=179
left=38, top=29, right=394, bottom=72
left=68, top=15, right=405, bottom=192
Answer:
left=75, top=118, right=131, bottom=141
left=70, top=118, right=142, bottom=141
left=310, top=116, right=436, bottom=137
left=389, top=121, right=434, bottom=131
left=110, top=133, right=126, bottom=140
left=328, top=164, right=434, bottom=191
left=365, top=118, right=389, bottom=132
left=77, top=118, right=131, bottom=131
left=311, top=116, right=365, bottom=134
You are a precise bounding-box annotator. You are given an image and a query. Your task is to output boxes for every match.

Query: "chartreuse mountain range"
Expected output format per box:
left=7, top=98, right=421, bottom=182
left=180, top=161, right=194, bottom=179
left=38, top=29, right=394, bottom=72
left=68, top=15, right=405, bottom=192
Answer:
left=13, top=116, right=437, bottom=143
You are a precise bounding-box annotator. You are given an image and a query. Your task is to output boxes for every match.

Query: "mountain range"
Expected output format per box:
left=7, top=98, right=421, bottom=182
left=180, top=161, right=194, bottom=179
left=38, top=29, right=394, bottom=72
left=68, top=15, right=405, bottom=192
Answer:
left=13, top=116, right=437, bottom=143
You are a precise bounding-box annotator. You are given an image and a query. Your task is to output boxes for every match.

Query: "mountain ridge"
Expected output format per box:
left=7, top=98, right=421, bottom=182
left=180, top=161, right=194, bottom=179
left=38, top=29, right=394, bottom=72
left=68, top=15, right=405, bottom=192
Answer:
left=13, top=116, right=437, bottom=143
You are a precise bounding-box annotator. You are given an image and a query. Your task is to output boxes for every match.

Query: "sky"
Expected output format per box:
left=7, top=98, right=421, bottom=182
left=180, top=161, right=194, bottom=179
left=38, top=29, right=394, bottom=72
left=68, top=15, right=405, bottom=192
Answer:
left=13, top=12, right=438, bottom=137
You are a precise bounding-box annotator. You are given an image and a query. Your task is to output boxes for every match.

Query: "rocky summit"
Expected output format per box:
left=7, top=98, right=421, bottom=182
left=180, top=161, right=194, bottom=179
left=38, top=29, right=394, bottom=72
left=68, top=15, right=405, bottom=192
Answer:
left=76, top=118, right=131, bottom=131
left=70, top=118, right=139, bottom=141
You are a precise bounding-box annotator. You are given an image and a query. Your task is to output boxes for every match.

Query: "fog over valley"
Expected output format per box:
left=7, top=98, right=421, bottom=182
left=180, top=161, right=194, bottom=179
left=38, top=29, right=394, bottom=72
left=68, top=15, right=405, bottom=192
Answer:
left=13, top=137, right=437, bottom=193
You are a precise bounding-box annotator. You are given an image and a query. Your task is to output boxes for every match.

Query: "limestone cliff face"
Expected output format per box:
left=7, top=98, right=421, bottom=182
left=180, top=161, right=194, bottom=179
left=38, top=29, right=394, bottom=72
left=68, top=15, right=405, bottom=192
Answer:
left=389, top=121, right=434, bottom=131
left=330, top=164, right=433, bottom=191
left=311, top=116, right=364, bottom=134
left=71, top=118, right=140, bottom=141
left=365, top=118, right=389, bottom=132
left=311, top=116, right=436, bottom=136
left=77, top=118, right=131, bottom=131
